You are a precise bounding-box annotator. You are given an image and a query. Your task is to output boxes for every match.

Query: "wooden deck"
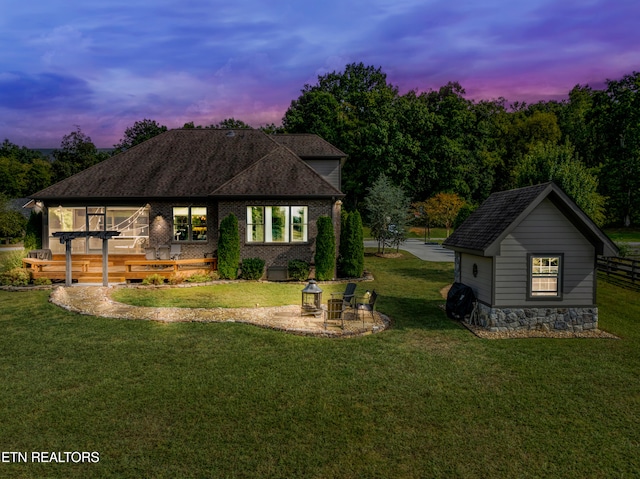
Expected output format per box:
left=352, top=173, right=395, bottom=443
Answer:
left=22, top=254, right=217, bottom=283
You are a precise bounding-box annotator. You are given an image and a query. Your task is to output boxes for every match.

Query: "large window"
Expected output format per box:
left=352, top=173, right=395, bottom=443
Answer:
left=529, top=255, right=562, bottom=298
left=173, top=207, right=207, bottom=242
left=48, top=205, right=149, bottom=254
left=247, top=206, right=308, bottom=243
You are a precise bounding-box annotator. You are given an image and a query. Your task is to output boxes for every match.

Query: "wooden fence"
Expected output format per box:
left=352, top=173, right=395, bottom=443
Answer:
left=597, top=256, right=640, bottom=290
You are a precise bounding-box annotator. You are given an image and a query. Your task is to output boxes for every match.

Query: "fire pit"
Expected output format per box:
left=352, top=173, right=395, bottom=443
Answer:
left=301, top=279, right=323, bottom=317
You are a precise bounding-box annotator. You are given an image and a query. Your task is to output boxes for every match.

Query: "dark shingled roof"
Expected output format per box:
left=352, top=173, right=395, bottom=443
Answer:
left=30, top=129, right=344, bottom=201
left=271, top=134, right=346, bottom=158
left=443, top=182, right=618, bottom=257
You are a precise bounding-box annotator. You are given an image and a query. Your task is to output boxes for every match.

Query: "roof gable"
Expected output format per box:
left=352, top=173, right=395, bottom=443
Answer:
left=210, top=146, right=343, bottom=198
left=30, top=129, right=343, bottom=200
left=443, top=182, right=617, bottom=257
left=271, top=134, right=346, bottom=158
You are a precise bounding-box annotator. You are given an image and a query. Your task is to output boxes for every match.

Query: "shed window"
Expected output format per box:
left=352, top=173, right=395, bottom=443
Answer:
left=530, top=255, right=562, bottom=297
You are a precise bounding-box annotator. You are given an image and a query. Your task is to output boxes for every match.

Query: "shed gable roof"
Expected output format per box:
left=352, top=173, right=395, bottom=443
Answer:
left=443, top=182, right=618, bottom=257
left=30, top=129, right=345, bottom=200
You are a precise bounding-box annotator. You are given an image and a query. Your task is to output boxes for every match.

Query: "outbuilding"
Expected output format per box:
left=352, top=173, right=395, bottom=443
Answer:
left=442, top=182, right=618, bottom=332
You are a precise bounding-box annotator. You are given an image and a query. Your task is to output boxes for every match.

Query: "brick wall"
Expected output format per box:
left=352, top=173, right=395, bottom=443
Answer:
left=147, top=199, right=341, bottom=268
left=148, top=201, right=217, bottom=259
left=219, top=199, right=339, bottom=269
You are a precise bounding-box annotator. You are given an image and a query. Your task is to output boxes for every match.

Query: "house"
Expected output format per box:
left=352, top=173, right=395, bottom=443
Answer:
left=28, top=129, right=345, bottom=280
left=442, top=182, right=618, bottom=332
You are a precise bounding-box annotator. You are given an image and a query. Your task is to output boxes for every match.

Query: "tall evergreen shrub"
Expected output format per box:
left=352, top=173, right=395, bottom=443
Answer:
left=338, top=211, right=364, bottom=278
left=218, top=213, right=240, bottom=280
left=314, top=216, right=335, bottom=281
left=24, top=211, right=43, bottom=250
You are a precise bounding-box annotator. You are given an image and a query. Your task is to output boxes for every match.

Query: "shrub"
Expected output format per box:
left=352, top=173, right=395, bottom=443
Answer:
left=33, top=277, right=52, bottom=286
left=0, top=249, right=26, bottom=273
left=453, top=203, right=477, bottom=230
left=218, top=213, right=240, bottom=279
left=168, top=272, right=187, bottom=285
left=616, top=242, right=630, bottom=258
left=185, top=271, right=219, bottom=283
left=314, top=216, right=335, bottom=281
left=24, top=211, right=43, bottom=250
left=288, top=260, right=310, bottom=281
left=241, top=258, right=265, bottom=280
left=0, top=267, right=31, bottom=286
left=338, top=210, right=364, bottom=278
left=142, top=274, right=166, bottom=285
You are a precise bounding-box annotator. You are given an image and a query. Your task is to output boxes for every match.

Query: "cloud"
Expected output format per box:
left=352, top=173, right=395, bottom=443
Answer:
left=1, top=0, right=640, bottom=146
left=0, top=71, right=93, bottom=110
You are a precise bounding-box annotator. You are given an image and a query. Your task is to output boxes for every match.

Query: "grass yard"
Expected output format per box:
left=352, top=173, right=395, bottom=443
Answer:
left=1, top=251, right=639, bottom=478
left=604, top=227, right=640, bottom=243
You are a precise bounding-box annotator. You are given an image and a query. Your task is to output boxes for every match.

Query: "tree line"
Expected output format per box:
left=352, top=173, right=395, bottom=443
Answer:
left=1, top=63, right=639, bottom=227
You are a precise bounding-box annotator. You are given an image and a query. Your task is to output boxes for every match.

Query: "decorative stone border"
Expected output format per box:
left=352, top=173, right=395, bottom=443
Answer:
left=48, top=286, right=390, bottom=338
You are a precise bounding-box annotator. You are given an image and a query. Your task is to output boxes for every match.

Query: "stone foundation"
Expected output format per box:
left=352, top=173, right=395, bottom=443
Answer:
left=475, top=304, right=598, bottom=332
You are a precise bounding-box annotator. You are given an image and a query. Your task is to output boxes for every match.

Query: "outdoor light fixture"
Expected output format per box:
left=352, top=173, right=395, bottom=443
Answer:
left=301, top=279, right=323, bottom=317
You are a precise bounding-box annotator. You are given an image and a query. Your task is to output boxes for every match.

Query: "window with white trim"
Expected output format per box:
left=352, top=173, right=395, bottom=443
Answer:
left=246, top=206, right=308, bottom=243
left=530, top=255, right=562, bottom=297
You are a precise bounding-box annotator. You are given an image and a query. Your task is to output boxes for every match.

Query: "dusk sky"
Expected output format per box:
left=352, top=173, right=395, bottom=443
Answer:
left=1, top=0, right=639, bottom=148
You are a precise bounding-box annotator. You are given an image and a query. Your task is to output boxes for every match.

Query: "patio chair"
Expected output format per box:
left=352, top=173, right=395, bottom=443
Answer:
left=145, top=247, right=157, bottom=260
left=170, top=244, right=182, bottom=260
left=331, top=282, right=357, bottom=311
left=356, top=290, right=378, bottom=325
left=157, top=245, right=171, bottom=260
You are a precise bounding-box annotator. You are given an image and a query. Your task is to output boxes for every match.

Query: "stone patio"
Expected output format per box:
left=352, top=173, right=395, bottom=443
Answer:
left=50, top=286, right=390, bottom=338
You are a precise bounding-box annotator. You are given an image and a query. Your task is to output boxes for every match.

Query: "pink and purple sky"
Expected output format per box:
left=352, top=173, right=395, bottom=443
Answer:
left=1, top=0, right=639, bottom=148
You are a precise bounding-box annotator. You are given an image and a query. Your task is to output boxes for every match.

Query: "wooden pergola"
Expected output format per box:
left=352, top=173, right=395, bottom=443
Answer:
left=52, top=231, right=121, bottom=286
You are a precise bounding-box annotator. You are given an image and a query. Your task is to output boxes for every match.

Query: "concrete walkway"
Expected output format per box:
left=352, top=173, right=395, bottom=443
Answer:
left=50, top=286, right=390, bottom=338
left=364, top=238, right=454, bottom=262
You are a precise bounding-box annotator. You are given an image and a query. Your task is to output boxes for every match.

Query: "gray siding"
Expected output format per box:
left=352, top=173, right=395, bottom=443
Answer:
left=460, top=254, right=493, bottom=305
left=304, top=159, right=341, bottom=191
left=494, top=198, right=595, bottom=307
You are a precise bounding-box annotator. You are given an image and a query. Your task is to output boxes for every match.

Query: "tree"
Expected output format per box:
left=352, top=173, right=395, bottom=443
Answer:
left=422, top=192, right=466, bottom=237
left=314, top=216, right=336, bottom=280
left=284, top=63, right=401, bottom=207
left=0, top=139, right=45, bottom=163
left=514, top=142, right=606, bottom=226
left=588, top=72, right=640, bottom=226
left=0, top=157, right=27, bottom=198
left=113, top=119, right=168, bottom=153
left=338, top=210, right=364, bottom=278
left=363, top=174, right=410, bottom=253
left=24, top=158, right=53, bottom=195
left=0, top=194, right=26, bottom=240
left=0, top=140, right=51, bottom=197
left=218, top=214, right=240, bottom=279
left=259, top=123, right=285, bottom=134
left=211, top=118, right=252, bottom=129
left=499, top=109, right=562, bottom=190
left=24, top=210, right=42, bottom=250
left=52, top=127, right=109, bottom=182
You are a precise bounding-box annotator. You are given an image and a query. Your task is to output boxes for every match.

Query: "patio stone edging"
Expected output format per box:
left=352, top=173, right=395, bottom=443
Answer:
left=48, top=285, right=390, bottom=338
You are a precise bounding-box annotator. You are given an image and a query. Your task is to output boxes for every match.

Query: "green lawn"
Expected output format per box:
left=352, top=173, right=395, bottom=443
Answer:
left=604, top=227, right=640, bottom=243
left=1, top=251, right=639, bottom=478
